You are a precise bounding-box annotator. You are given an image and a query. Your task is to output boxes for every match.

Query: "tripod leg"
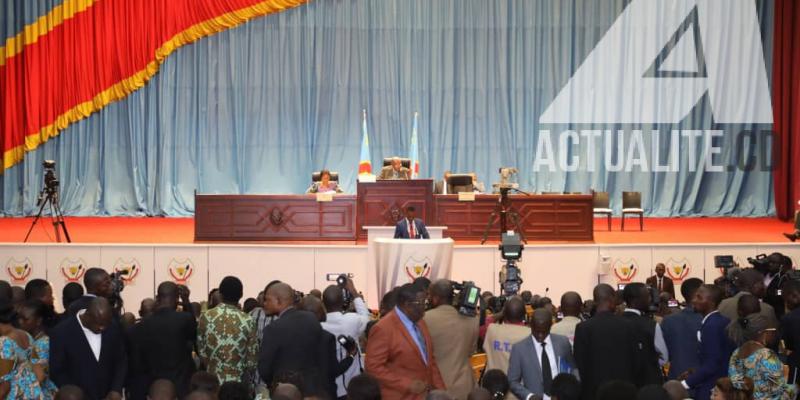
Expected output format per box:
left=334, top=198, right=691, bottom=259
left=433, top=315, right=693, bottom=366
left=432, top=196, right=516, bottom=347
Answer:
left=49, top=200, right=62, bottom=243
left=509, top=210, right=528, bottom=243
left=23, top=197, right=50, bottom=242
left=480, top=210, right=500, bottom=244
left=53, top=194, right=71, bottom=243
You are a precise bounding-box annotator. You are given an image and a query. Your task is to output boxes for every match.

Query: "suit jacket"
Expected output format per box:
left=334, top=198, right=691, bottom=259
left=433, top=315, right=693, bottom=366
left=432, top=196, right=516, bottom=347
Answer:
left=379, top=165, right=410, bottom=180
left=508, top=334, right=576, bottom=400
left=573, top=311, right=639, bottom=400
left=718, top=291, right=779, bottom=328
left=134, top=308, right=197, bottom=397
left=782, top=308, right=800, bottom=384
left=394, top=218, right=430, bottom=239
left=258, top=308, right=326, bottom=396
left=685, top=312, right=734, bottom=400
left=622, top=311, right=664, bottom=385
left=765, top=272, right=789, bottom=319
left=660, top=307, right=702, bottom=379
left=646, top=275, right=675, bottom=298
left=50, top=314, right=128, bottom=400
left=365, top=310, right=445, bottom=399
left=423, top=305, right=479, bottom=399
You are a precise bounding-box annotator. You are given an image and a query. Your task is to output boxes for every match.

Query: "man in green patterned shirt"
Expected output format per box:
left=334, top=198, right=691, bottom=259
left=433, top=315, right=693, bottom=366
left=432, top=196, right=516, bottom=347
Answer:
left=198, top=276, right=257, bottom=385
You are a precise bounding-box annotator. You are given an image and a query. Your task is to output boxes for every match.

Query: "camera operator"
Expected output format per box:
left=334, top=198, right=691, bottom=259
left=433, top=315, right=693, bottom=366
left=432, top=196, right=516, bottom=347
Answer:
left=423, top=279, right=479, bottom=400
left=321, top=277, right=370, bottom=399
left=66, top=267, right=115, bottom=316
left=762, top=253, right=794, bottom=319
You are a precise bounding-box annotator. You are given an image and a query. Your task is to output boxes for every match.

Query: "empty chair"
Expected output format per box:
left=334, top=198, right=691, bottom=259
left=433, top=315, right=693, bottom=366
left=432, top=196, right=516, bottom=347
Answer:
left=592, top=191, right=613, bottom=231
left=621, top=191, right=644, bottom=231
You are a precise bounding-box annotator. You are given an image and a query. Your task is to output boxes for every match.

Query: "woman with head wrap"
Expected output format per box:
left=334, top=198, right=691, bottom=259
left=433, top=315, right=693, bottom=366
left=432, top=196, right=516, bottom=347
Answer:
left=728, top=314, right=796, bottom=399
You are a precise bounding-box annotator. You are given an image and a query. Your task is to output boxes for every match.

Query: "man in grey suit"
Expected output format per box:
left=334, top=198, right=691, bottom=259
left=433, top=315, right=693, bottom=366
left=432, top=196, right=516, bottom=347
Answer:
left=378, top=157, right=410, bottom=180
left=508, top=309, right=576, bottom=400
left=433, top=171, right=452, bottom=194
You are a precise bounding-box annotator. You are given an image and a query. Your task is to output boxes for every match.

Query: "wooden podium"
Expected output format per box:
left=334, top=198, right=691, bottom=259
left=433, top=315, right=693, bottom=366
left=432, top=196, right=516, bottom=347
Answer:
left=356, top=179, right=434, bottom=239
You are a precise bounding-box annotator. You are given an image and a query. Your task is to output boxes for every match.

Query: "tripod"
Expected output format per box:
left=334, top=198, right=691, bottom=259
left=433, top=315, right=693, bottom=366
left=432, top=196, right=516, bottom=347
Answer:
left=24, top=186, right=71, bottom=243
left=480, top=187, right=528, bottom=244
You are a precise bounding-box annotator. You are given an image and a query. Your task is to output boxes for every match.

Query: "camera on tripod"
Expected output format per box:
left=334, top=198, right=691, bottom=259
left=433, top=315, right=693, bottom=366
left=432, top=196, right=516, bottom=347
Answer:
left=25, top=160, right=71, bottom=243
left=452, top=281, right=481, bottom=317
left=499, top=232, right=524, bottom=297
left=39, top=160, right=60, bottom=204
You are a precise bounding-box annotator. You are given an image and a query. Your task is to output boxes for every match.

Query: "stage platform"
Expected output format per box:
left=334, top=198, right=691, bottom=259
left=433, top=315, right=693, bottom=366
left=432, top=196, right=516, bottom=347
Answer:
left=1, top=216, right=795, bottom=244
left=0, top=216, right=797, bottom=311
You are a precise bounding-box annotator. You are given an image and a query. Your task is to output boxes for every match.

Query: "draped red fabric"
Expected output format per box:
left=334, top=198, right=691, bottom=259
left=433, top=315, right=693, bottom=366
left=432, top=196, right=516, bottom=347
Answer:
left=773, top=0, right=800, bottom=220
left=0, top=0, right=308, bottom=172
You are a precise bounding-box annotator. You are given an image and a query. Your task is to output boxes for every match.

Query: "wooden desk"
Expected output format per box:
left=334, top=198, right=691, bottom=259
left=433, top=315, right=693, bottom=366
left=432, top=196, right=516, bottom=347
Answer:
left=435, top=194, right=594, bottom=241
left=356, top=180, right=434, bottom=239
left=194, top=194, right=357, bottom=241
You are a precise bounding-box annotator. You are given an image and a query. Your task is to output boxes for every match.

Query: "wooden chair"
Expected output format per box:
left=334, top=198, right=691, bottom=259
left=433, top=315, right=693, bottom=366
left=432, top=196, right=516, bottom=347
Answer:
left=471, top=353, right=487, bottom=381
left=621, top=191, right=644, bottom=231
left=592, top=191, right=612, bottom=231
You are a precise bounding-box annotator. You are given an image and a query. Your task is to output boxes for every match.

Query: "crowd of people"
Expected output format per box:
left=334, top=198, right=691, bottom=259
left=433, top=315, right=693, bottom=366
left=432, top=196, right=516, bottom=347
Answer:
left=0, top=253, right=797, bottom=400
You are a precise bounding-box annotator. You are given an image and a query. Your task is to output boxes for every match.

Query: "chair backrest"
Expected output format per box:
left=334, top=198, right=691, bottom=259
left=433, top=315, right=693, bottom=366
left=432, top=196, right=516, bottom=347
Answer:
left=593, top=191, right=610, bottom=208
left=566, top=191, right=583, bottom=195
left=311, top=171, right=339, bottom=182
left=622, top=191, right=642, bottom=209
left=382, top=158, right=411, bottom=169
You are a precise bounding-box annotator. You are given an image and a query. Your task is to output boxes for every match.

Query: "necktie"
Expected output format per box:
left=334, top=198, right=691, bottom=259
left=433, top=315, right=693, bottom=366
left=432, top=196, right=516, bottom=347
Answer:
left=658, top=278, right=662, bottom=292
left=541, top=341, right=553, bottom=395
left=414, top=324, right=428, bottom=363
left=409, top=220, right=416, bottom=238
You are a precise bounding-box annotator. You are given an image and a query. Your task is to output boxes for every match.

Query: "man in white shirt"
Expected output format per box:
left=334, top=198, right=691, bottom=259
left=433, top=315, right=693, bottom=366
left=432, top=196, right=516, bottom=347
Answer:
left=51, top=297, right=127, bottom=400
left=508, top=309, right=577, bottom=400
left=321, top=278, right=371, bottom=399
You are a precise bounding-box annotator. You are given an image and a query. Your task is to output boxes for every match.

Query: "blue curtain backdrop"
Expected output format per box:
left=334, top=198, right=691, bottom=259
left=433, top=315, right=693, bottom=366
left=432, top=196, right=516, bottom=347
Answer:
left=0, top=0, right=775, bottom=216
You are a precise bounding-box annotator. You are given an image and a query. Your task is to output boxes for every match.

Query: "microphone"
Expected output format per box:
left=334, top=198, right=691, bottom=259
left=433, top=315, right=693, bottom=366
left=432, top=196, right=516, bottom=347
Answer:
left=545, top=287, right=549, bottom=297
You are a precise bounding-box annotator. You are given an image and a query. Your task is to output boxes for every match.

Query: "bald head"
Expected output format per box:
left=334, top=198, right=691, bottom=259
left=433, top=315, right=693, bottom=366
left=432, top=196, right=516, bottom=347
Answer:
left=139, top=298, right=156, bottom=319
left=736, top=269, right=766, bottom=297
left=148, top=379, right=176, bottom=400
left=429, top=279, right=454, bottom=307
left=82, top=297, right=112, bottom=334
left=300, top=295, right=326, bottom=322
left=55, top=385, right=85, bottom=400
left=502, top=297, right=526, bottom=323
left=272, top=383, right=302, bottom=400
left=157, top=281, right=178, bottom=305
left=560, top=291, right=583, bottom=317
left=531, top=309, right=553, bottom=343
left=265, top=283, right=295, bottom=315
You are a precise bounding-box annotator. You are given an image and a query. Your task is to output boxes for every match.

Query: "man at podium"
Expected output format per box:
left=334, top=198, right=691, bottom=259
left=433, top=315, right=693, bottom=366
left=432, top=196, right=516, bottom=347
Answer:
left=394, top=206, right=429, bottom=239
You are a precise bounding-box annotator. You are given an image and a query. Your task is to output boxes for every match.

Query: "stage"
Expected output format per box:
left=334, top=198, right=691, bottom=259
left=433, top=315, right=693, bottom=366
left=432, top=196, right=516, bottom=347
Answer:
left=2, top=216, right=795, bottom=244
left=0, top=216, right=798, bottom=312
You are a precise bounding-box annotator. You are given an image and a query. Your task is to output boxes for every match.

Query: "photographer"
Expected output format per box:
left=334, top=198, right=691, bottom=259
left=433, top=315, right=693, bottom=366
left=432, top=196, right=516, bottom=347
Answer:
left=762, top=253, right=794, bottom=319
left=66, top=268, right=115, bottom=316
left=423, top=279, right=480, bottom=400
left=321, top=277, right=370, bottom=399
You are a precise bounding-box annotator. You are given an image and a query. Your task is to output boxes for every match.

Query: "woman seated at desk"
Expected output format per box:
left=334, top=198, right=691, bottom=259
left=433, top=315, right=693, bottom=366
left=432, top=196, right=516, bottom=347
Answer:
left=306, top=169, right=343, bottom=194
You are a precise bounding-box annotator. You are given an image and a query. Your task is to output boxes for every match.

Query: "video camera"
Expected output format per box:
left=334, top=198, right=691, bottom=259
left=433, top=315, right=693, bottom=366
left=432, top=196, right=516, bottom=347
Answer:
left=499, top=232, right=524, bottom=297
left=109, top=269, right=128, bottom=311
left=336, top=274, right=353, bottom=310
left=337, top=334, right=358, bottom=355
left=38, top=160, right=60, bottom=206
left=452, top=281, right=481, bottom=317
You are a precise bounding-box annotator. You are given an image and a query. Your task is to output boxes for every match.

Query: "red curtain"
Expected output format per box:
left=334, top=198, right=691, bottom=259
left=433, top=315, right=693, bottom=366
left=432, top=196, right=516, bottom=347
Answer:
left=773, top=0, right=800, bottom=220
left=0, top=0, right=308, bottom=173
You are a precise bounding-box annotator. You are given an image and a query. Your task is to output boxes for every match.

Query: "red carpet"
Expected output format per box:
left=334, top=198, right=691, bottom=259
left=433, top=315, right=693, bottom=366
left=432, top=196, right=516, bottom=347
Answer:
left=0, top=216, right=794, bottom=244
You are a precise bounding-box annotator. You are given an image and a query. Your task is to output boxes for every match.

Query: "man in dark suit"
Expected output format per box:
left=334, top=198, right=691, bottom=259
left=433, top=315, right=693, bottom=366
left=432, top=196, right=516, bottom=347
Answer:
left=51, top=297, right=127, bottom=400
left=299, top=295, right=355, bottom=399
left=682, top=284, right=734, bottom=400
left=66, top=268, right=113, bottom=316
left=762, top=252, right=793, bottom=319
left=573, top=284, right=640, bottom=400
left=508, top=309, right=577, bottom=400
left=394, top=206, right=429, bottom=239
left=433, top=171, right=452, bottom=194
left=646, top=263, right=675, bottom=299
left=621, top=282, right=667, bottom=386
left=258, top=283, right=326, bottom=397
left=661, top=278, right=703, bottom=380
left=780, top=280, right=800, bottom=385
left=133, top=282, right=197, bottom=398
